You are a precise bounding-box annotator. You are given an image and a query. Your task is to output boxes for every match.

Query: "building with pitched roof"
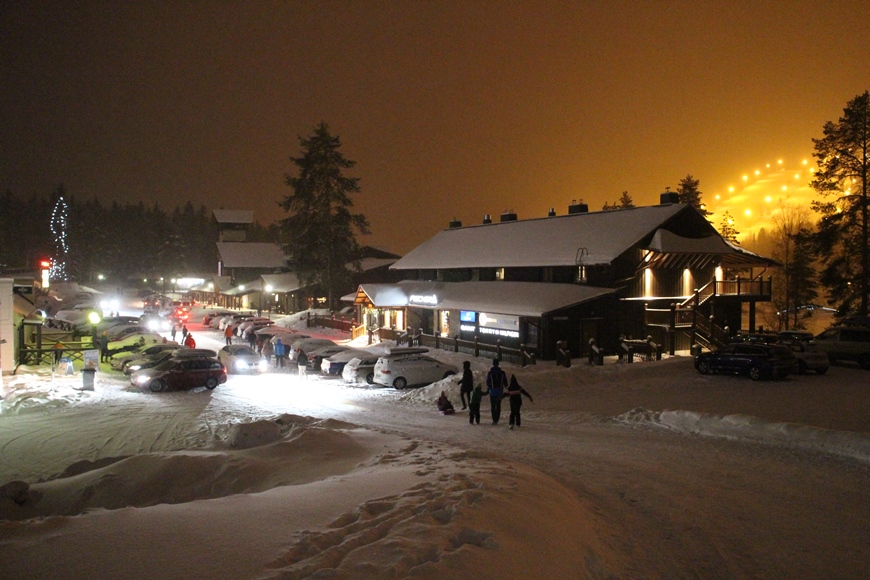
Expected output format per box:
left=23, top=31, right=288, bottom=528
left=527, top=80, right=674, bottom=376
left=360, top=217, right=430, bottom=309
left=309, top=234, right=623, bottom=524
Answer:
left=351, top=194, right=777, bottom=359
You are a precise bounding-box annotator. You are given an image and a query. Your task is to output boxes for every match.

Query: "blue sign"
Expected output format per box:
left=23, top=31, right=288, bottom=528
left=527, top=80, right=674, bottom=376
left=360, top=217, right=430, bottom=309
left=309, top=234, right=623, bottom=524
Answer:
left=460, top=310, right=477, bottom=322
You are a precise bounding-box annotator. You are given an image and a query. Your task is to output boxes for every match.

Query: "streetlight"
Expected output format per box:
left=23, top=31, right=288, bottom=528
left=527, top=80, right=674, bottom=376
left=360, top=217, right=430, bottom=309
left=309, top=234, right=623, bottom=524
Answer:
left=88, top=310, right=102, bottom=348
left=264, top=285, right=273, bottom=318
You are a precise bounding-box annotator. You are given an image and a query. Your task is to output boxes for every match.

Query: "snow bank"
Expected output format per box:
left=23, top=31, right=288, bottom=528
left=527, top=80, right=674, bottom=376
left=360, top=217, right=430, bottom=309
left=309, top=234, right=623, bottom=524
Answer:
left=615, top=408, right=870, bottom=463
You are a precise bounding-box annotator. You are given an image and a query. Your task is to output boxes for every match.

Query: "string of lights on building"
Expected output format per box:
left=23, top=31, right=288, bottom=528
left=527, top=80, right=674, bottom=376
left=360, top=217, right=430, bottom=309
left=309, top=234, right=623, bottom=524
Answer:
left=49, top=195, right=69, bottom=281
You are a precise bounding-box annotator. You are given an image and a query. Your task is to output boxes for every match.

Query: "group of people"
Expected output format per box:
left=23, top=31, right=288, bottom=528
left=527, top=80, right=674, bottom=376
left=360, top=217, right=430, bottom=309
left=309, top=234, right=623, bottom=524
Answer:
left=439, top=358, right=533, bottom=430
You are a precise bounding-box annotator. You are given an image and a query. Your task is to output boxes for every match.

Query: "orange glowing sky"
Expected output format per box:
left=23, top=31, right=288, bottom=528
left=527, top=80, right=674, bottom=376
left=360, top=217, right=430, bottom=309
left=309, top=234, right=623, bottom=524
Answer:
left=2, top=2, right=869, bottom=254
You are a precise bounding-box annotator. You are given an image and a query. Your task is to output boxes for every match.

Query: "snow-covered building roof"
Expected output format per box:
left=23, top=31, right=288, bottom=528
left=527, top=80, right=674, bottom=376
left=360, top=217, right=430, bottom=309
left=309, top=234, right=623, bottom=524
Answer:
left=261, top=272, right=302, bottom=294
left=212, top=210, right=253, bottom=224
left=391, top=204, right=772, bottom=270
left=355, top=257, right=398, bottom=272
left=216, top=243, right=287, bottom=269
left=354, top=280, right=616, bottom=317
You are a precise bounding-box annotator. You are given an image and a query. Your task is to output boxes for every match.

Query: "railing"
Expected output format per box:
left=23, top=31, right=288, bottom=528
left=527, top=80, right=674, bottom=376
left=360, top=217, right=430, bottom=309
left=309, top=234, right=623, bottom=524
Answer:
left=309, top=313, right=357, bottom=333
left=388, top=328, right=537, bottom=367
left=645, top=305, right=694, bottom=327
left=715, top=277, right=772, bottom=298
left=351, top=325, right=367, bottom=340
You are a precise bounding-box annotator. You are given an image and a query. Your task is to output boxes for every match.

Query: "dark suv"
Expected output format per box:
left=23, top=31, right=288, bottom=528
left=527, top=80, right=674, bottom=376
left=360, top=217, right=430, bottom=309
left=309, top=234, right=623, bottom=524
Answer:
left=131, top=357, right=227, bottom=392
left=695, top=343, right=799, bottom=380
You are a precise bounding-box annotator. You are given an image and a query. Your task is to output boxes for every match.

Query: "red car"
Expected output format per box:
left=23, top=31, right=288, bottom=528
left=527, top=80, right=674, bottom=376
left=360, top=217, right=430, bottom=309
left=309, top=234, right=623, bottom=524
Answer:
left=131, top=357, right=227, bottom=392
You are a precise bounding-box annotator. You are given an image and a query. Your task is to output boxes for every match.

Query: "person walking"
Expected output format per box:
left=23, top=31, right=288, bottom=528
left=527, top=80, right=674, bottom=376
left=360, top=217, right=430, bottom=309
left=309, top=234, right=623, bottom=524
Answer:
left=262, top=338, right=273, bottom=367
left=274, top=338, right=285, bottom=369
left=170, top=324, right=177, bottom=342
left=181, top=325, right=189, bottom=343
left=99, top=331, right=110, bottom=363
left=506, top=374, right=533, bottom=430
left=224, top=324, right=233, bottom=346
left=459, top=360, right=473, bottom=410
left=485, top=358, right=508, bottom=425
left=184, top=333, right=196, bottom=349
left=468, top=382, right=486, bottom=425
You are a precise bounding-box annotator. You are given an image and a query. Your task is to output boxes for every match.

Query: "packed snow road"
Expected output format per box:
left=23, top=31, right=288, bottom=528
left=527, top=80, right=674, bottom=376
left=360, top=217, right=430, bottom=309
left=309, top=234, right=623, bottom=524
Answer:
left=2, top=321, right=869, bottom=578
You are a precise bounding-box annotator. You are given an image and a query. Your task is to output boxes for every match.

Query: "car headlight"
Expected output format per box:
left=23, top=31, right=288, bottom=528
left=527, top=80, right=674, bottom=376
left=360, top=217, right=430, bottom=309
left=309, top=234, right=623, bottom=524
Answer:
left=134, top=374, right=150, bottom=385
left=258, top=359, right=269, bottom=371
left=234, top=360, right=248, bottom=370
left=128, top=364, right=142, bottom=371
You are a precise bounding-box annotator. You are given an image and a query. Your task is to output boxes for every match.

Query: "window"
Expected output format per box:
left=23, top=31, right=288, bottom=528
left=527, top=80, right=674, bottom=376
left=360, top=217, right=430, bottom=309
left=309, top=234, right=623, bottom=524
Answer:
left=577, top=265, right=587, bottom=283
left=495, top=268, right=505, bottom=280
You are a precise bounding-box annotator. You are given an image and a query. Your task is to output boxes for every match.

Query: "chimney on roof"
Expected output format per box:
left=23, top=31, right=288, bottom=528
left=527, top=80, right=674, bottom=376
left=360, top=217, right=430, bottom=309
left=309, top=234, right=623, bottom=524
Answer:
left=548, top=207, right=556, bottom=217
left=660, top=188, right=680, bottom=205
left=568, top=200, right=589, bottom=214
left=448, top=218, right=462, bottom=228
left=482, top=214, right=492, bottom=224
left=500, top=210, right=518, bottom=222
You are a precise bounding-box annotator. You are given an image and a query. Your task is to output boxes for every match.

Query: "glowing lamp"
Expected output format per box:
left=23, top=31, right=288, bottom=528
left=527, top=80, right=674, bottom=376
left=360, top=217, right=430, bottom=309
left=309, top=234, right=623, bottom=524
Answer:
left=88, top=311, right=102, bottom=325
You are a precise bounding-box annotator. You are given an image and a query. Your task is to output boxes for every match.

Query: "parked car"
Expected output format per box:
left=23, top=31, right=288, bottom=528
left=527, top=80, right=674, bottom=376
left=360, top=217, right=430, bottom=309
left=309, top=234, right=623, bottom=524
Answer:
left=123, top=349, right=180, bottom=375
left=777, top=330, right=815, bottom=343
left=341, top=354, right=383, bottom=385
left=107, top=332, right=166, bottom=355
left=140, top=313, right=172, bottom=333
left=287, top=338, right=336, bottom=365
left=321, top=348, right=373, bottom=376
left=219, top=344, right=267, bottom=374
left=782, top=341, right=830, bottom=374
left=112, top=343, right=182, bottom=370
left=306, top=345, right=356, bottom=372
left=203, top=311, right=234, bottom=325
left=814, top=325, right=870, bottom=369
left=373, top=348, right=459, bottom=389
left=695, top=343, right=798, bottom=380
left=131, top=357, right=227, bottom=392
left=125, top=347, right=212, bottom=375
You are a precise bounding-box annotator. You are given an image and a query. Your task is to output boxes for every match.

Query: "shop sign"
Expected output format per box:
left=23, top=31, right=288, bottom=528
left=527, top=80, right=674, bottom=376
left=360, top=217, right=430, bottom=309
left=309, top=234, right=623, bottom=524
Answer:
left=409, top=294, right=438, bottom=305
left=460, top=310, right=477, bottom=322
left=478, top=312, right=520, bottom=339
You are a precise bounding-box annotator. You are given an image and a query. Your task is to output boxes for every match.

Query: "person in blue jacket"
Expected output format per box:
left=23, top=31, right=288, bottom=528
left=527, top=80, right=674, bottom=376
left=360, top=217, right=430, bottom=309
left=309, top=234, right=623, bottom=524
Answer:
left=485, top=358, right=507, bottom=424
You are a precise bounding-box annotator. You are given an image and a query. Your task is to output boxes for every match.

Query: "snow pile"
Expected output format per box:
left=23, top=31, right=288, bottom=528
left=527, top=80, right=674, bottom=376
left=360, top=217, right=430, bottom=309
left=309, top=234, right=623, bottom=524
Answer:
left=0, top=413, right=625, bottom=578
left=614, top=407, right=870, bottom=463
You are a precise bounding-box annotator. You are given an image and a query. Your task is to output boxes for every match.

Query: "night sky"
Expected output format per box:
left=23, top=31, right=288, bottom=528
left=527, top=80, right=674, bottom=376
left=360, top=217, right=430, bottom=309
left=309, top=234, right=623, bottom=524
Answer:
left=2, top=1, right=869, bottom=254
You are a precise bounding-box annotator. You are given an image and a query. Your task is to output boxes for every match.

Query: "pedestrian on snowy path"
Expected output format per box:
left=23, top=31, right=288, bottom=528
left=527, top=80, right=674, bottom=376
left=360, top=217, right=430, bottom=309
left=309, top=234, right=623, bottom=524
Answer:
left=485, top=358, right=508, bottom=425
left=459, top=360, right=473, bottom=410
left=468, top=383, right=486, bottom=425
left=506, top=375, right=533, bottom=430
left=224, top=324, right=233, bottom=346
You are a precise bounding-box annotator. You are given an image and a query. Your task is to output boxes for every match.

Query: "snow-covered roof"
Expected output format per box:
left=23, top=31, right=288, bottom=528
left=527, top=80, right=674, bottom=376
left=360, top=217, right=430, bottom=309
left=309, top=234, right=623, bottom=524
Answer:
left=354, top=257, right=398, bottom=272
left=216, top=243, right=287, bottom=269
left=211, top=276, right=233, bottom=292
left=261, top=272, right=302, bottom=294
left=392, top=204, right=690, bottom=269
left=212, top=209, right=253, bottom=224
left=355, top=280, right=616, bottom=317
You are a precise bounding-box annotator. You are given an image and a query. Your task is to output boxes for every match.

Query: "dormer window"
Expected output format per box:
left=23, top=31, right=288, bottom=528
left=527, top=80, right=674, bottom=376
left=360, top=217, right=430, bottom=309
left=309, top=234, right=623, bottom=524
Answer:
left=577, top=265, right=587, bottom=283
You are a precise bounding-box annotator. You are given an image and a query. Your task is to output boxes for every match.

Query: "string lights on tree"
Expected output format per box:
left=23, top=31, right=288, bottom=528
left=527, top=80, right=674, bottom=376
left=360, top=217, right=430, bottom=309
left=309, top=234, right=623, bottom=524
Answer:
left=50, top=192, right=69, bottom=281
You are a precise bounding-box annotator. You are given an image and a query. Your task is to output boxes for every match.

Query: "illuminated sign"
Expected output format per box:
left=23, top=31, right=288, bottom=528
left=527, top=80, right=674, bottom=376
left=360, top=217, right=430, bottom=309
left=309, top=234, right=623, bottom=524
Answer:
left=460, top=311, right=477, bottom=322
left=460, top=324, right=476, bottom=332
left=409, top=294, right=438, bottom=305
left=478, top=312, right=520, bottom=339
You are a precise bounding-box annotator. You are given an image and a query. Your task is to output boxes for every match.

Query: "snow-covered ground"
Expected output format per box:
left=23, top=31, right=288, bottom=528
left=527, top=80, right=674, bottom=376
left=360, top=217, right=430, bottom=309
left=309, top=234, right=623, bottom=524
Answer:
left=1, top=303, right=869, bottom=578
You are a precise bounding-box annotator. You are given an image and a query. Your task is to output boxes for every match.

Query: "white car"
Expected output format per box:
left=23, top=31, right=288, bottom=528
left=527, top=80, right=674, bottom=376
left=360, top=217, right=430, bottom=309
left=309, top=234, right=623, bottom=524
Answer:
left=373, top=348, right=459, bottom=389
left=219, top=344, right=267, bottom=374
left=236, top=317, right=273, bottom=336
left=107, top=332, right=166, bottom=353
left=341, top=354, right=383, bottom=385
left=287, top=338, right=336, bottom=365
left=111, top=343, right=181, bottom=370
left=306, top=345, right=356, bottom=373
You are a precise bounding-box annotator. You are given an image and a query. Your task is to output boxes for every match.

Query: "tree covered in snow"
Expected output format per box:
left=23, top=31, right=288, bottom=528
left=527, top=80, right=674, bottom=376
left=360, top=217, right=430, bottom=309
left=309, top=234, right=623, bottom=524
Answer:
left=280, top=122, right=370, bottom=310
left=810, top=91, right=870, bottom=317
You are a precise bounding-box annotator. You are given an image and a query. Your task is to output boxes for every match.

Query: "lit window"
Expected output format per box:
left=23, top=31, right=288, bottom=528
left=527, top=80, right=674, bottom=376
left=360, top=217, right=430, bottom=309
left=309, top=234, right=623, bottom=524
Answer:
left=496, top=268, right=505, bottom=281
left=577, top=265, right=587, bottom=283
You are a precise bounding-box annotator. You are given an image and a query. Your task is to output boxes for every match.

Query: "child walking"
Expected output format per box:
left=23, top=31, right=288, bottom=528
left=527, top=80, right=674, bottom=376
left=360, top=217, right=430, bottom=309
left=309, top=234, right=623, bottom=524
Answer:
left=468, top=383, right=486, bottom=425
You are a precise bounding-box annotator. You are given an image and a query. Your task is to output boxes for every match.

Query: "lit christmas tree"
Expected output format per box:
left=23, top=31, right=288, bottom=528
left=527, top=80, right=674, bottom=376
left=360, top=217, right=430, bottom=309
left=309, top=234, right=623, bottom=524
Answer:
left=50, top=190, right=69, bottom=281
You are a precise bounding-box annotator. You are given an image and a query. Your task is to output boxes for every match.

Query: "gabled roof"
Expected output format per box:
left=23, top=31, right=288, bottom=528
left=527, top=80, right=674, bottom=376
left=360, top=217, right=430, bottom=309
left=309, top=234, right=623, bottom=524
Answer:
left=391, top=204, right=689, bottom=269
left=354, top=280, right=616, bottom=317
left=261, top=272, right=302, bottom=293
left=216, top=243, right=287, bottom=269
left=213, top=209, right=253, bottom=224
left=355, top=257, right=398, bottom=272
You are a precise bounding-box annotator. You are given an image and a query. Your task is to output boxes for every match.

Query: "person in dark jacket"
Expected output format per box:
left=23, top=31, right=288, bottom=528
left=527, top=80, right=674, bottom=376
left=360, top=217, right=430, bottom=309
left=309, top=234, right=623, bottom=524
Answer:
left=468, top=383, right=486, bottom=425
left=99, top=331, right=110, bottom=362
left=437, top=391, right=455, bottom=415
left=506, top=374, right=533, bottom=429
left=459, top=360, right=474, bottom=410
left=485, top=358, right=507, bottom=425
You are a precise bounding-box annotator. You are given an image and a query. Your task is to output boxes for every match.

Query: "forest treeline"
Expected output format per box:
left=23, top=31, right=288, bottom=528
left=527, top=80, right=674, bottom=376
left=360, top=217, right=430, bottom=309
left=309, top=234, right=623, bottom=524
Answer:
left=0, top=187, right=275, bottom=283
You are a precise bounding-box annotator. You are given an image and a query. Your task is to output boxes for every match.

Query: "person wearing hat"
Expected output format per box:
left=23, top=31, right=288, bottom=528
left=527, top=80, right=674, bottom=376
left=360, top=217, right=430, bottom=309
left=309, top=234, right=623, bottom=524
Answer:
left=485, top=358, right=508, bottom=425
left=459, top=360, right=474, bottom=410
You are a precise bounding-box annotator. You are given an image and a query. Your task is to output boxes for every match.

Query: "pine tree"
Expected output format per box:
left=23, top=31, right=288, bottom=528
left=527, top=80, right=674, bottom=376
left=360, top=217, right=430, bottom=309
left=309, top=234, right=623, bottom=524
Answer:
left=602, top=191, right=634, bottom=211
left=677, top=175, right=711, bottom=217
left=810, top=91, right=870, bottom=316
left=280, top=122, right=370, bottom=310
left=718, top=211, right=739, bottom=243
